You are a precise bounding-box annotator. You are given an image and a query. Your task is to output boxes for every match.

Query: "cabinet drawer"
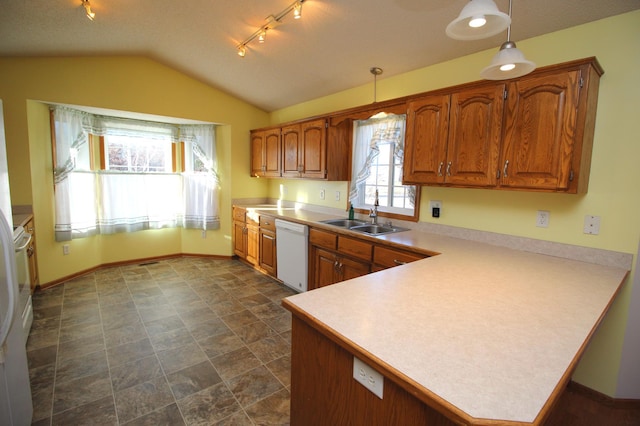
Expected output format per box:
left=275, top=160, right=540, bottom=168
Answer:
left=310, top=228, right=337, bottom=251
left=338, top=236, right=372, bottom=262
left=259, top=215, right=276, bottom=232
left=373, top=246, right=427, bottom=268
left=233, top=207, right=246, bottom=222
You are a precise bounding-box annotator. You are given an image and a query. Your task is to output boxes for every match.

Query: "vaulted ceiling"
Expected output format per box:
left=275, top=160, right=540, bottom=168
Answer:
left=1, top=0, right=638, bottom=112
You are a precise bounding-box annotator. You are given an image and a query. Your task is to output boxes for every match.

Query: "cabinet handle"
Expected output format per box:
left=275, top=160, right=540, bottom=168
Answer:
left=437, top=162, right=444, bottom=177
left=446, top=162, right=452, bottom=176
left=393, top=259, right=407, bottom=266
left=334, top=260, right=339, bottom=271
left=27, top=246, right=34, bottom=257
left=503, top=160, right=509, bottom=178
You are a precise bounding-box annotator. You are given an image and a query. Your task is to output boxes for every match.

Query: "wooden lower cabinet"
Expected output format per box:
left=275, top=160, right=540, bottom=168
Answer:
left=312, top=247, right=370, bottom=289
left=258, top=215, right=277, bottom=277
left=372, top=245, right=428, bottom=272
left=232, top=206, right=258, bottom=267
left=289, top=315, right=458, bottom=426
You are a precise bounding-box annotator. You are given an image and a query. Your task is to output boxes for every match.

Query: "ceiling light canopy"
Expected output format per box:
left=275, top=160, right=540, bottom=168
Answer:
left=82, top=0, right=95, bottom=21
left=236, top=0, right=306, bottom=58
left=446, top=0, right=510, bottom=40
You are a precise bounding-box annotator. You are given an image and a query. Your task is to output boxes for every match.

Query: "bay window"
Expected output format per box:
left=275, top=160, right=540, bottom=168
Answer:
left=52, top=106, right=219, bottom=241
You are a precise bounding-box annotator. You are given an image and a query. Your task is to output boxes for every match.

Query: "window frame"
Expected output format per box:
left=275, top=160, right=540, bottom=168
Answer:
left=348, top=109, right=421, bottom=223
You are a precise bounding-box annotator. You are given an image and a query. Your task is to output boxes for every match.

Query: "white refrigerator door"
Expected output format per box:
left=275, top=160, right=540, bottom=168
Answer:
left=0, top=108, right=32, bottom=425
left=0, top=100, right=13, bottom=226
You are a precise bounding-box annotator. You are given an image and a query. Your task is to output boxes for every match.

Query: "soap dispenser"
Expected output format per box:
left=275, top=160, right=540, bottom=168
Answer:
left=348, top=203, right=355, bottom=220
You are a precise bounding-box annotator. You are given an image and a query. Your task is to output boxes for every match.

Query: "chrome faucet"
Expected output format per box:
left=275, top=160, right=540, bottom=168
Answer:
left=370, top=189, right=379, bottom=225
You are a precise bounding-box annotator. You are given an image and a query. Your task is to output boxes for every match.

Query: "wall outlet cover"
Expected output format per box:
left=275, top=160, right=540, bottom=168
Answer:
left=353, top=357, right=384, bottom=399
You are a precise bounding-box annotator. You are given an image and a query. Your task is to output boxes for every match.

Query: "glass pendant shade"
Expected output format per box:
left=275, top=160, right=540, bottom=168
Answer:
left=446, top=0, right=511, bottom=40
left=480, top=41, right=535, bottom=80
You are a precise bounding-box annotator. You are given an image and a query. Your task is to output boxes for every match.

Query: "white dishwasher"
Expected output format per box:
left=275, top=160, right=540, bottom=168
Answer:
left=275, top=219, right=308, bottom=292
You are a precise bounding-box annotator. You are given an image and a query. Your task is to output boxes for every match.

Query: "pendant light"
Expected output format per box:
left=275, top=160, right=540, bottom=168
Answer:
left=480, top=0, right=535, bottom=80
left=446, top=0, right=510, bottom=40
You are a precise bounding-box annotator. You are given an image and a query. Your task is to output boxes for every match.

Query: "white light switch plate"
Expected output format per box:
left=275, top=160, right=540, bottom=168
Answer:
left=353, top=356, right=383, bottom=399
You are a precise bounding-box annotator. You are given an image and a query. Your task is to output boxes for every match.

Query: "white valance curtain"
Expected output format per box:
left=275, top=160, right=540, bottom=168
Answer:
left=52, top=106, right=219, bottom=241
left=349, top=113, right=413, bottom=205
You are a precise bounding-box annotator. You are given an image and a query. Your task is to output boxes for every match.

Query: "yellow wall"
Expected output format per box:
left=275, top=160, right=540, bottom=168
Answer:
left=0, top=56, right=270, bottom=284
left=267, top=11, right=640, bottom=396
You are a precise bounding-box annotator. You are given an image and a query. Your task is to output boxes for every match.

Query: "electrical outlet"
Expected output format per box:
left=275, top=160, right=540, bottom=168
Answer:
left=319, top=189, right=325, bottom=200
left=63, top=244, right=70, bottom=255
left=201, top=230, right=206, bottom=239
left=429, top=200, right=442, bottom=218
left=335, top=191, right=341, bottom=201
left=353, top=357, right=384, bottom=399
left=584, top=215, right=601, bottom=235
left=536, top=210, right=550, bottom=228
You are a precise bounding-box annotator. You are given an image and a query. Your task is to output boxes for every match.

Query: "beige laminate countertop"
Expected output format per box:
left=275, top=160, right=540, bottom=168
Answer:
left=244, top=205, right=629, bottom=424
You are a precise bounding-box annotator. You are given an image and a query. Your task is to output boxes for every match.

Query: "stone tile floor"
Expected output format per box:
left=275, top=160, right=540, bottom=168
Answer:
left=26, top=257, right=297, bottom=425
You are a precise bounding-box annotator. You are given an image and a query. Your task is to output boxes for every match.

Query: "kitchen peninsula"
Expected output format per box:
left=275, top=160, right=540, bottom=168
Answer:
left=258, top=206, right=630, bottom=425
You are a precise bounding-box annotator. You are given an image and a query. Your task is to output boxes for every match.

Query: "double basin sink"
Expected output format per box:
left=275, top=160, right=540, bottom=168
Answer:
left=319, top=218, right=409, bottom=236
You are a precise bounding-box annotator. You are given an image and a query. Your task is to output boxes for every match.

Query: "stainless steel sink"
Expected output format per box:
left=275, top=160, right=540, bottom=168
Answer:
left=349, top=224, right=409, bottom=236
left=319, top=218, right=408, bottom=235
left=319, top=218, right=367, bottom=228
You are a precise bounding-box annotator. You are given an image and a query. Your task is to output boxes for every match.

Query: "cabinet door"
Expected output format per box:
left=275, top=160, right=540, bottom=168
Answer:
left=446, top=84, right=505, bottom=187
left=282, top=124, right=302, bottom=178
left=312, top=247, right=339, bottom=289
left=500, top=71, right=581, bottom=191
left=326, top=117, right=351, bottom=181
left=338, top=256, right=370, bottom=281
left=259, top=230, right=277, bottom=276
left=246, top=225, right=259, bottom=266
left=403, top=95, right=450, bottom=184
left=301, top=119, right=327, bottom=179
left=264, top=128, right=282, bottom=177
left=250, top=130, right=265, bottom=177
left=233, top=220, right=247, bottom=258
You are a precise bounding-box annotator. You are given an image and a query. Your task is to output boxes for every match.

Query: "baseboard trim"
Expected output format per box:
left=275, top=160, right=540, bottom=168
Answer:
left=37, top=253, right=234, bottom=291
left=568, top=381, right=640, bottom=409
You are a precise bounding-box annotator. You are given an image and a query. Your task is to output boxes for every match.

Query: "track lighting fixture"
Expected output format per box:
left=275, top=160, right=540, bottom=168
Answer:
left=446, top=0, right=510, bottom=40
left=480, top=0, right=535, bottom=80
left=82, top=0, right=95, bottom=21
left=235, top=0, right=306, bottom=58
left=294, top=1, right=303, bottom=19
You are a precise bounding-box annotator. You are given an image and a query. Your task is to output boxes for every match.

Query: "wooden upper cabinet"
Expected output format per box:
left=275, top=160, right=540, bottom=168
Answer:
left=301, top=119, right=327, bottom=179
left=499, top=64, right=599, bottom=193
left=264, top=128, right=282, bottom=177
left=281, top=119, right=327, bottom=179
left=447, top=84, right=505, bottom=187
left=250, top=130, right=265, bottom=177
left=250, top=128, right=281, bottom=177
left=403, top=95, right=450, bottom=184
left=281, top=124, right=302, bottom=178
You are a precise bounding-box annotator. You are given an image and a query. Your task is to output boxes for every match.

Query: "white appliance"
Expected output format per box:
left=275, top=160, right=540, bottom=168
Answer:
left=0, top=99, right=33, bottom=425
left=275, top=219, right=308, bottom=292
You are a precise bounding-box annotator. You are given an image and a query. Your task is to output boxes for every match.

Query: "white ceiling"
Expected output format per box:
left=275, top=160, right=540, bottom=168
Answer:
left=1, top=0, right=638, bottom=112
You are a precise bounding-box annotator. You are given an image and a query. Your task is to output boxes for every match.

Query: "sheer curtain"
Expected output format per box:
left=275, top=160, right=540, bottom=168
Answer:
left=348, top=113, right=408, bottom=206
left=52, top=106, right=219, bottom=240
left=53, top=107, right=97, bottom=241
left=180, top=124, right=220, bottom=230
